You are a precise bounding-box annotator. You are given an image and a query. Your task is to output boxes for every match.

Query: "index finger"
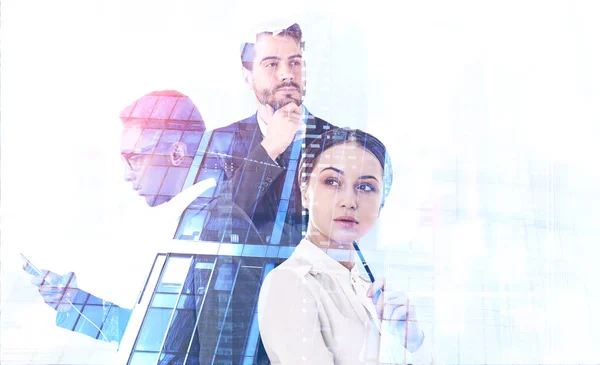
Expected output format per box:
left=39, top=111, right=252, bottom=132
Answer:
left=367, top=278, right=386, bottom=297
left=278, top=102, right=302, bottom=114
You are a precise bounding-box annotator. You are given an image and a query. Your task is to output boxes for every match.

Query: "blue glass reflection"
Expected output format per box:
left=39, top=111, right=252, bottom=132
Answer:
left=159, top=167, right=188, bottom=196
left=214, top=263, right=236, bottom=291
left=135, top=129, right=161, bottom=151
left=151, top=293, right=179, bottom=309
left=135, top=308, right=173, bottom=351
left=175, top=209, right=208, bottom=240
left=73, top=305, right=108, bottom=339
left=156, top=130, right=183, bottom=154
left=158, top=353, right=185, bottom=365
left=58, top=304, right=83, bottom=330
left=209, top=132, right=234, bottom=155
left=140, top=166, right=169, bottom=195
left=182, top=131, right=203, bottom=157
left=129, top=352, right=159, bottom=365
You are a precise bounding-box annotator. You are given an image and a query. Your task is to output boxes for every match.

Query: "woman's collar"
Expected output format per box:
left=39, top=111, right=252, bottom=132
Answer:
left=294, top=238, right=357, bottom=276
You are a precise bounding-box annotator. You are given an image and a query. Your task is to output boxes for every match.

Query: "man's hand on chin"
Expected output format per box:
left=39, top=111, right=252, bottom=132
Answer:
left=260, top=102, right=303, bottom=162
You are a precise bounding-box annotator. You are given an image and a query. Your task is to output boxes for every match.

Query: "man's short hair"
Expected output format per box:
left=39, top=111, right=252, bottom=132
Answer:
left=240, top=23, right=304, bottom=71
left=120, top=90, right=205, bottom=131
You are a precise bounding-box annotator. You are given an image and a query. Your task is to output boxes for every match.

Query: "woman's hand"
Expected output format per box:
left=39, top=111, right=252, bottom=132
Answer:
left=367, top=278, right=425, bottom=352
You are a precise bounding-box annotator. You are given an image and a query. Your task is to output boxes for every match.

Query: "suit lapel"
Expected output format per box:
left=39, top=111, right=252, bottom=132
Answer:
left=233, top=114, right=262, bottom=160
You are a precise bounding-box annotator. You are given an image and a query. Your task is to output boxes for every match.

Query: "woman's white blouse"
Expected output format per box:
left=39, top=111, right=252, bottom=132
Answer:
left=257, top=239, right=437, bottom=365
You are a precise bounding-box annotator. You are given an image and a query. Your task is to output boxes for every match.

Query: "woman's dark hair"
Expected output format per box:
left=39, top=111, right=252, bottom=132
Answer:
left=298, top=128, right=393, bottom=207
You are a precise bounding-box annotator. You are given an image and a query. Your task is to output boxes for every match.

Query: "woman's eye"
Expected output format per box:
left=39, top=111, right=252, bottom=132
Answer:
left=324, top=178, right=340, bottom=186
left=358, top=183, right=375, bottom=192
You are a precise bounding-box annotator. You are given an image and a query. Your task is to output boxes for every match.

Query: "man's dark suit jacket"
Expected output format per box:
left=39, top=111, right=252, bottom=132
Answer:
left=200, top=111, right=335, bottom=247
left=181, top=111, right=336, bottom=364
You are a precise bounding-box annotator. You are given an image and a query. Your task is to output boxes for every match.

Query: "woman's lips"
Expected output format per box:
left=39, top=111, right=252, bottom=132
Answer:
left=334, top=216, right=358, bottom=228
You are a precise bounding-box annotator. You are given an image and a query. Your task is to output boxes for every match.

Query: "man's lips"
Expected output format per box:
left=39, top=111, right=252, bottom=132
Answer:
left=276, top=87, right=299, bottom=93
left=275, top=83, right=300, bottom=92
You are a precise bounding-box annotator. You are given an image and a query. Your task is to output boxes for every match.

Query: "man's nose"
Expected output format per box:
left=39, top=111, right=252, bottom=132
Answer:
left=124, top=169, right=136, bottom=182
left=277, top=63, right=294, bottom=81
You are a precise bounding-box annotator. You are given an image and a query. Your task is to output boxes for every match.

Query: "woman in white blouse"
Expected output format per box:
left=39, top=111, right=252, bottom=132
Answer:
left=258, top=128, right=437, bottom=365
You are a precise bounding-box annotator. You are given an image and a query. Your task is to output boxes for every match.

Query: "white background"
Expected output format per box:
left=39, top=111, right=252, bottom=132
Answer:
left=2, top=0, right=600, bottom=364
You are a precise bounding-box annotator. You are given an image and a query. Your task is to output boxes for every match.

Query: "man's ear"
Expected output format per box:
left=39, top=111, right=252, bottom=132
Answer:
left=242, top=67, right=253, bottom=90
left=170, top=142, right=187, bottom=166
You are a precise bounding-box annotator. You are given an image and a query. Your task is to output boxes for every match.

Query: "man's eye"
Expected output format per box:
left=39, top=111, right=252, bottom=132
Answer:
left=291, top=61, right=302, bottom=67
left=129, top=154, right=147, bottom=165
left=265, top=62, right=278, bottom=68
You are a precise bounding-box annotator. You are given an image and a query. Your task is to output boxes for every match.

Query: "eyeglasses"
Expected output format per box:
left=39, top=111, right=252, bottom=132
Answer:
left=121, top=152, right=150, bottom=170
left=121, top=145, right=156, bottom=169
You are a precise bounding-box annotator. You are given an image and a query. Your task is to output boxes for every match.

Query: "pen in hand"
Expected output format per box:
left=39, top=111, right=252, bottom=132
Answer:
left=353, top=242, right=383, bottom=304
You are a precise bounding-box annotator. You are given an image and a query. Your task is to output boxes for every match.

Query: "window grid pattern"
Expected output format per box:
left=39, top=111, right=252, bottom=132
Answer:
left=124, top=128, right=205, bottom=206
left=128, top=255, right=284, bottom=365
left=33, top=271, right=119, bottom=341
left=120, top=92, right=207, bottom=207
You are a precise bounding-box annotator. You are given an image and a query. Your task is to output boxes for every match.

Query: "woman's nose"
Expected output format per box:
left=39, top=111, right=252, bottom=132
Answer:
left=338, top=187, right=358, bottom=209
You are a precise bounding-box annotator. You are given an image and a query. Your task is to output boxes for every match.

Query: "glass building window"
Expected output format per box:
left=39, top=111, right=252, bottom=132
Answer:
left=157, top=353, right=182, bottom=365
left=182, top=131, right=203, bottom=157
left=67, top=289, right=89, bottom=304
left=129, top=351, right=159, bottom=365
left=156, top=256, right=193, bottom=293
left=214, top=263, right=236, bottom=291
left=140, top=166, right=169, bottom=195
left=151, top=293, right=179, bottom=309
left=156, top=130, right=184, bottom=154
left=159, top=167, right=188, bottom=196
left=58, top=304, right=84, bottom=330
left=135, top=308, right=173, bottom=352
left=208, top=132, right=234, bottom=155
left=174, top=209, right=208, bottom=240
left=161, top=308, right=196, bottom=355
left=195, top=158, right=224, bottom=198
left=129, top=255, right=286, bottom=365
left=135, top=129, right=162, bottom=151
left=73, top=304, right=109, bottom=339
left=160, top=256, right=216, bottom=358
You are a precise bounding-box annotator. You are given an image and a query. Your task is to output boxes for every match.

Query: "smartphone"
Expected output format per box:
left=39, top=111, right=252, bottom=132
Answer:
left=21, top=253, right=45, bottom=277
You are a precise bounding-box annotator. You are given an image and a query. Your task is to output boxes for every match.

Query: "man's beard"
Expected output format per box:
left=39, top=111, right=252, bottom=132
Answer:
left=254, top=82, right=303, bottom=111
